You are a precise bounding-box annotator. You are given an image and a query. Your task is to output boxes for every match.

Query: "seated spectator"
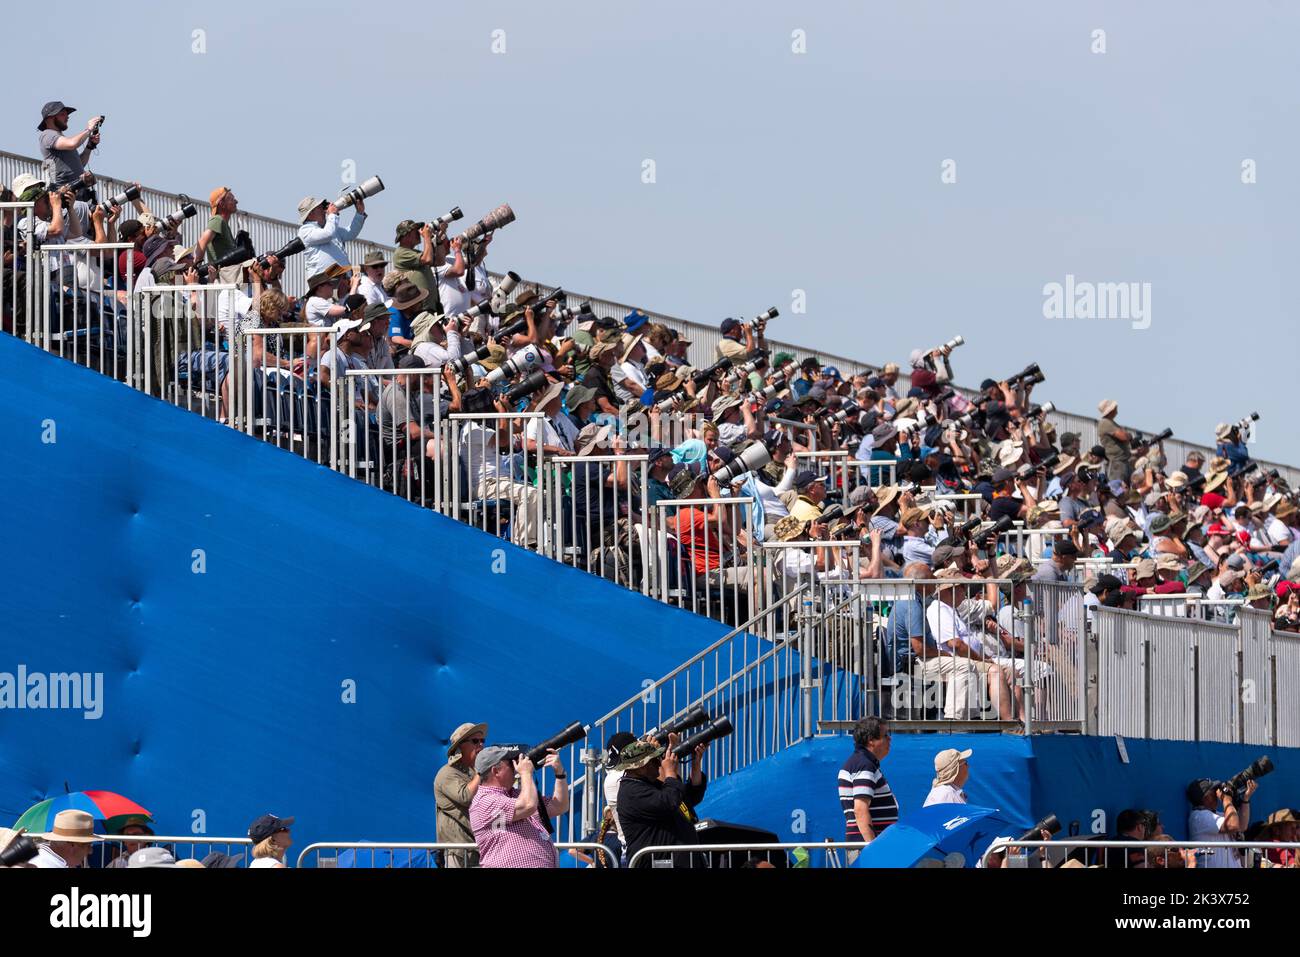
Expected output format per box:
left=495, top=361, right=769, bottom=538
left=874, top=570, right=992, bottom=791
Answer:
left=926, top=569, right=1017, bottom=719
left=304, top=266, right=358, bottom=327
left=30, top=810, right=98, bottom=868
left=357, top=251, right=389, bottom=306
left=247, top=814, right=294, bottom=869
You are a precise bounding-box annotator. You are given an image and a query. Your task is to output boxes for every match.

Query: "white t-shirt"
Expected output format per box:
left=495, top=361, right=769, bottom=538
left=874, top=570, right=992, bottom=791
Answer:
left=217, top=287, right=254, bottom=335
left=526, top=414, right=579, bottom=453
left=358, top=274, right=387, bottom=307
left=718, top=421, right=747, bottom=445
left=305, top=296, right=336, bottom=327
left=611, top=361, right=647, bottom=403
left=604, top=769, right=626, bottom=844
left=248, top=857, right=285, bottom=869
left=1188, top=807, right=1241, bottom=869
left=460, top=422, right=504, bottom=489
left=926, top=601, right=986, bottom=656
left=438, top=259, right=489, bottom=316
left=922, top=784, right=967, bottom=807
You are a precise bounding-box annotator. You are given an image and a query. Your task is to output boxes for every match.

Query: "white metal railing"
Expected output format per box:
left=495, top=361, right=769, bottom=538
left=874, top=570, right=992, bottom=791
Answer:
left=294, top=841, right=618, bottom=868
left=542, top=453, right=650, bottom=593
left=36, top=242, right=134, bottom=377
left=647, top=496, right=759, bottom=625
left=234, top=324, right=341, bottom=469
left=449, top=411, right=546, bottom=551
left=88, top=834, right=254, bottom=867
left=1095, top=606, right=1296, bottom=745
left=343, top=366, right=446, bottom=507
left=626, top=841, right=866, bottom=869
left=982, top=839, right=1300, bottom=870
left=1, top=201, right=35, bottom=344
left=139, top=283, right=238, bottom=419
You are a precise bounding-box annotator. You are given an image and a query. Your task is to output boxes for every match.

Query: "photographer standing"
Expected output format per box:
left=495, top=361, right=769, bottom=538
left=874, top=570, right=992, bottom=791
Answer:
left=1186, top=776, right=1256, bottom=868
left=36, top=101, right=102, bottom=195
left=297, top=193, right=367, bottom=279
left=469, top=745, right=568, bottom=869
left=616, top=735, right=708, bottom=868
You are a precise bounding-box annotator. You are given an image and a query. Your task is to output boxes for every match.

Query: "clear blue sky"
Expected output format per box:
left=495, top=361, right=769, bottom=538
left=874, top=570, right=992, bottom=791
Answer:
left=4, top=0, right=1297, bottom=462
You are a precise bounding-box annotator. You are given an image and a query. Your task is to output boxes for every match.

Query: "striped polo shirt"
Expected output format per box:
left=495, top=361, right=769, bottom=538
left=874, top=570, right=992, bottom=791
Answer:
left=839, top=747, right=899, bottom=839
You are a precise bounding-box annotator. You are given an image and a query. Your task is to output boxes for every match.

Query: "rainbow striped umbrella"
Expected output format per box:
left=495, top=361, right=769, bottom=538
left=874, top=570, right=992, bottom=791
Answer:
left=13, top=791, right=152, bottom=834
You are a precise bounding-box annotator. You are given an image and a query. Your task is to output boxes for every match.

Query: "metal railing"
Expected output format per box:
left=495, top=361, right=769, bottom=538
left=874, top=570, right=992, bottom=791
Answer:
left=627, top=841, right=866, bottom=869
left=981, top=839, right=1300, bottom=870
left=234, top=324, right=341, bottom=469
left=1, top=200, right=35, bottom=342
left=448, top=411, right=546, bottom=550
left=294, top=841, right=618, bottom=868
left=3, top=145, right=1297, bottom=485
left=1094, top=606, right=1298, bottom=745
left=542, top=453, right=649, bottom=593
left=88, top=834, right=253, bottom=867
left=341, top=366, right=445, bottom=507
left=36, top=242, right=134, bottom=377
left=646, top=496, right=759, bottom=625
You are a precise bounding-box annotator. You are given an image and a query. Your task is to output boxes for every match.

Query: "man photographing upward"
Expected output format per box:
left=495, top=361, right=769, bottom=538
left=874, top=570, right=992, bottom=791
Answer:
left=36, top=101, right=102, bottom=195
left=615, top=734, right=708, bottom=868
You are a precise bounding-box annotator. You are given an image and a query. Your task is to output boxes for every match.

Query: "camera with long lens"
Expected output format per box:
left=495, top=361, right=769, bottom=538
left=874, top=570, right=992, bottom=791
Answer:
left=711, top=440, right=773, bottom=484
left=485, top=344, right=542, bottom=386
left=449, top=343, right=494, bottom=378
left=1029, top=401, right=1056, bottom=417
left=1219, top=756, right=1273, bottom=801
left=255, top=236, right=305, bottom=271
left=523, top=721, right=590, bottom=765
left=495, top=291, right=564, bottom=342
left=96, top=183, right=140, bottom=215
left=490, top=270, right=522, bottom=309
left=691, top=356, right=734, bottom=387
left=212, top=229, right=256, bottom=270
left=1017, top=451, right=1059, bottom=479
left=0, top=833, right=38, bottom=867
left=650, top=706, right=712, bottom=745
left=828, top=401, right=861, bottom=427
left=726, top=349, right=770, bottom=386
left=751, top=306, right=779, bottom=326
left=1016, top=814, right=1061, bottom=843
left=935, top=334, right=965, bottom=354
left=335, top=175, right=384, bottom=210
left=671, top=715, right=733, bottom=759
left=460, top=203, right=515, bottom=243
left=1130, top=427, right=1173, bottom=450
left=750, top=369, right=790, bottom=404
left=431, top=206, right=463, bottom=228
left=559, top=301, right=594, bottom=323
left=1235, top=411, right=1260, bottom=436
left=975, top=514, right=1016, bottom=549
left=160, top=202, right=198, bottom=231
left=1006, top=362, right=1043, bottom=387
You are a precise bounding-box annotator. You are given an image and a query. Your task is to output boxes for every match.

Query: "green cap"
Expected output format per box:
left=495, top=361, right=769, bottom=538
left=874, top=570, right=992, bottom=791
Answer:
left=394, top=219, right=422, bottom=242
left=614, top=739, right=666, bottom=771
left=566, top=384, right=597, bottom=407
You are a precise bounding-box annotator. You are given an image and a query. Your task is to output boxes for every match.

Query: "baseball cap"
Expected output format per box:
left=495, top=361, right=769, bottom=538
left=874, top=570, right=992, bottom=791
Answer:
left=248, top=814, right=295, bottom=843
left=1090, top=573, right=1124, bottom=595
left=474, top=745, right=518, bottom=776
left=991, top=467, right=1015, bottom=484
left=1186, top=778, right=1216, bottom=805
left=127, top=847, right=178, bottom=868
left=624, top=309, right=650, bottom=332
left=793, top=470, right=828, bottom=490
left=720, top=317, right=741, bottom=335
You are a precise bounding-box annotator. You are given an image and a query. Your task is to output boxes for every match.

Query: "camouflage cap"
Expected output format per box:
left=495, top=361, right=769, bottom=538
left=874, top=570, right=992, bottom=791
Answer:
left=615, top=739, right=666, bottom=771
left=395, top=219, right=423, bottom=242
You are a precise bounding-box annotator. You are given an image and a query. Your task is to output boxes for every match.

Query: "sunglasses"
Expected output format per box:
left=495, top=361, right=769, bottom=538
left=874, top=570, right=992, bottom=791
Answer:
left=467, top=737, right=485, bottom=745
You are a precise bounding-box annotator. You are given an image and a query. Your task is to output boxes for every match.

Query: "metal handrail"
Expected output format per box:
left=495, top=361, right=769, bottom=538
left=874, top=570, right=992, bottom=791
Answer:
left=588, top=583, right=810, bottom=727
left=294, top=840, right=618, bottom=868
left=627, top=841, right=866, bottom=868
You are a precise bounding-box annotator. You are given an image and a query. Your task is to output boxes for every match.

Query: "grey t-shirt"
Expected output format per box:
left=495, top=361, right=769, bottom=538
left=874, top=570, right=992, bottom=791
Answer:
left=379, top=381, right=439, bottom=445
left=39, top=128, right=86, bottom=187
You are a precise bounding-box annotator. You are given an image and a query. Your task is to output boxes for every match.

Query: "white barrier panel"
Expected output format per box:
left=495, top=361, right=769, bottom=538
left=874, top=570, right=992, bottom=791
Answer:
left=1, top=201, right=35, bottom=343
left=139, top=284, right=238, bottom=420
left=1273, top=629, right=1300, bottom=748
left=449, top=411, right=546, bottom=551
left=627, top=841, right=867, bottom=869
left=999, top=524, right=1070, bottom=563
left=793, top=450, right=850, bottom=501
left=847, top=458, right=899, bottom=491
left=985, top=839, right=1300, bottom=871
left=933, top=493, right=985, bottom=523
left=647, top=496, right=758, bottom=626
left=234, top=324, right=340, bottom=469
left=90, top=834, right=254, bottom=868
left=343, top=367, right=446, bottom=507
left=37, top=242, right=134, bottom=379
left=543, top=454, right=649, bottom=594
left=294, top=841, right=619, bottom=869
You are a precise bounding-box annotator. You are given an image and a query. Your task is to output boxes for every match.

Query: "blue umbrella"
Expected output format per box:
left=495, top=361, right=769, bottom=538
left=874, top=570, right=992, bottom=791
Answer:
left=853, top=804, right=1023, bottom=868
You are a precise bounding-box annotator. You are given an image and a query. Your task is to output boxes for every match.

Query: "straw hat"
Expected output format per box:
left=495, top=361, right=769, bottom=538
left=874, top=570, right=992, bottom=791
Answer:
left=1098, top=399, right=1118, bottom=418
left=447, top=721, right=488, bottom=761
left=773, top=515, right=808, bottom=542
left=619, top=333, right=644, bottom=363
left=873, top=485, right=902, bottom=516
left=36, top=809, right=99, bottom=844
